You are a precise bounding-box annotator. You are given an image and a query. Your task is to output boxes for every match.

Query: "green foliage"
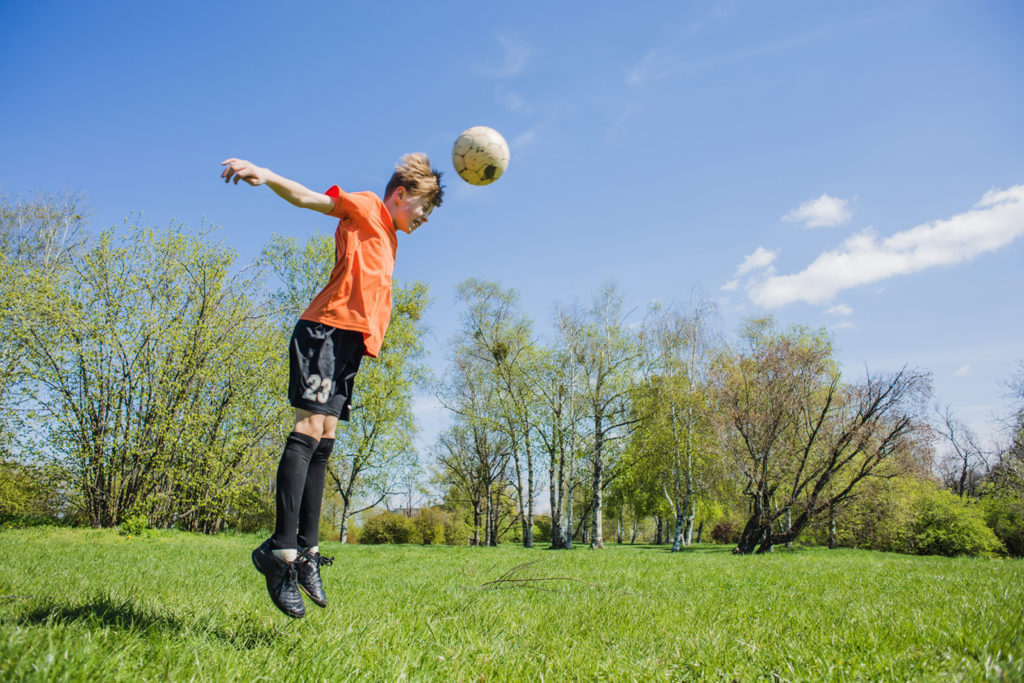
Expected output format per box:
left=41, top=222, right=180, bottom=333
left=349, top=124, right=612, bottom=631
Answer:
left=532, top=514, right=552, bottom=542
left=909, top=489, right=1003, bottom=557
left=0, top=459, right=67, bottom=519
left=118, top=514, right=149, bottom=537
left=7, top=210, right=288, bottom=531
left=360, top=511, right=416, bottom=544
left=982, top=494, right=1024, bottom=557
left=412, top=507, right=447, bottom=545
left=223, top=487, right=275, bottom=534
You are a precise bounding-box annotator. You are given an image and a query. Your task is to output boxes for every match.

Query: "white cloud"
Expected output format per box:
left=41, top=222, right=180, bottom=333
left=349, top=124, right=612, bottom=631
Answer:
left=477, top=35, right=532, bottom=78
left=783, top=193, right=852, bottom=228
left=721, top=279, right=740, bottom=292
left=749, top=185, right=1024, bottom=307
left=825, top=304, right=853, bottom=317
left=953, top=364, right=972, bottom=377
left=736, top=247, right=777, bottom=275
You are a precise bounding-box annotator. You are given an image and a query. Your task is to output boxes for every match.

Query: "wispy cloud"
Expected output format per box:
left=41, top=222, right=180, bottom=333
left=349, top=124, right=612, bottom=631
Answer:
left=494, top=85, right=531, bottom=113
left=746, top=185, right=1024, bottom=307
left=476, top=35, right=532, bottom=78
left=783, top=193, right=852, bottom=228
left=736, top=247, right=777, bottom=275
left=953, top=364, right=972, bottom=377
left=825, top=304, right=853, bottom=317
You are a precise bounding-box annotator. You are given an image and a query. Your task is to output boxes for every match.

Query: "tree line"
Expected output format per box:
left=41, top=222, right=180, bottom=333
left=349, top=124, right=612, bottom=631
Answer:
left=2, top=191, right=1021, bottom=557
left=0, top=192, right=426, bottom=538
left=431, top=279, right=1024, bottom=556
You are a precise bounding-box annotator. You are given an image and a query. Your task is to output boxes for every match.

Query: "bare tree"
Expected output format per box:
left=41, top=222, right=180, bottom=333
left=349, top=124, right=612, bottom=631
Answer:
left=934, top=406, right=987, bottom=498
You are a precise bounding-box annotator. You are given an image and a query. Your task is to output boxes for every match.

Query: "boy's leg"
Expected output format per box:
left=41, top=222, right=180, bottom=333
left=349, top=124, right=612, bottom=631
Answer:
left=270, top=430, right=320, bottom=553
left=297, top=428, right=336, bottom=551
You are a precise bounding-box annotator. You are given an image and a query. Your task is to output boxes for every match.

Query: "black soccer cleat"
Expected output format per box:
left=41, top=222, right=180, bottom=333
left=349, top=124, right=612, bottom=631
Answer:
left=252, top=538, right=305, bottom=618
left=297, top=548, right=334, bottom=608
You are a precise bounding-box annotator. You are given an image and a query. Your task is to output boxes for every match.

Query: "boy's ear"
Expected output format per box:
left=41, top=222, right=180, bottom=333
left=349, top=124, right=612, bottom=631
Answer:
left=393, top=186, right=406, bottom=201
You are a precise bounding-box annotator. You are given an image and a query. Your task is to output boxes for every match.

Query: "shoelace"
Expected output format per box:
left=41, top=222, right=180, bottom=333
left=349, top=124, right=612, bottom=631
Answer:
left=315, top=553, right=334, bottom=567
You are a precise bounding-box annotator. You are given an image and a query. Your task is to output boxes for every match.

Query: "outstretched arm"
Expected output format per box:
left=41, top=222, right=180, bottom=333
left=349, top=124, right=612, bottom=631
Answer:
left=220, top=158, right=334, bottom=214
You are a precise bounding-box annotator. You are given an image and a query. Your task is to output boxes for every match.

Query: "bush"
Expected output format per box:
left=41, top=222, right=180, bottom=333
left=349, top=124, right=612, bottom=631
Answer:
left=360, top=511, right=415, bottom=544
left=533, top=514, right=552, bottom=543
left=223, top=487, right=274, bottom=534
left=443, top=516, right=470, bottom=546
left=910, top=490, right=1003, bottom=557
left=710, top=519, right=740, bottom=544
left=413, top=508, right=446, bottom=545
left=119, top=513, right=149, bottom=537
left=981, top=494, right=1024, bottom=557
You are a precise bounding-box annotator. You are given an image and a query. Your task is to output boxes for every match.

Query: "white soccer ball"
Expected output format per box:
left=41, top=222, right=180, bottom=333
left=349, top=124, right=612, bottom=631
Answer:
left=452, top=126, right=510, bottom=186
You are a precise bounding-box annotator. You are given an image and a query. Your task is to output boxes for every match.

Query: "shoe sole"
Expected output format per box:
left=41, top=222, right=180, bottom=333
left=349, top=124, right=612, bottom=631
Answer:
left=299, top=581, right=327, bottom=608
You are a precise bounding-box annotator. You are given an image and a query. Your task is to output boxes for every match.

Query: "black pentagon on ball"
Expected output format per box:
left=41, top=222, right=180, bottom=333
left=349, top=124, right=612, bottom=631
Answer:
left=484, top=165, right=496, bottom=180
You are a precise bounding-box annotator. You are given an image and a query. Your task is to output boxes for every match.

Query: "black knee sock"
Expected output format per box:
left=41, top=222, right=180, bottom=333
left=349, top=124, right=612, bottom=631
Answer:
left=271, top=432, right=320, bottom=550
left=297, top=438, right=335, bottom=549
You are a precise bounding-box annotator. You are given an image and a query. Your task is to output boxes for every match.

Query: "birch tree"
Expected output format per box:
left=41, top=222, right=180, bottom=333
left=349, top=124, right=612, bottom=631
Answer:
left=454, top=278, right=539, bottom=547
left=637, top=300, right=718, bottom=550
left=557, top=284, right=640, bottom=549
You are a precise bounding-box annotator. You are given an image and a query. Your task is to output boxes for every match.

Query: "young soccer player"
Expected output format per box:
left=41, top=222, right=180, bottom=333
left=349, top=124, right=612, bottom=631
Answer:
left=220, top=154, right=443, bottom=618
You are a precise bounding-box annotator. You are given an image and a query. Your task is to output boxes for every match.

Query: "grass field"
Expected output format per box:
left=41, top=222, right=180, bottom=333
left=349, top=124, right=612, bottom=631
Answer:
left=1, top=528, right=1021, bottom=681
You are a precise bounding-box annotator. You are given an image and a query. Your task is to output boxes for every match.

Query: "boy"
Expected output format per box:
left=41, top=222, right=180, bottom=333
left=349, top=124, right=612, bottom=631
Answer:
left=220, top=154, right=443, bottom=618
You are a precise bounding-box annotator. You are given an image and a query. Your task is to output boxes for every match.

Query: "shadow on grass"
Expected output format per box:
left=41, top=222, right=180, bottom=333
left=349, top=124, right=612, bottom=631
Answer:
left=15, top=593, right=281, bottom=649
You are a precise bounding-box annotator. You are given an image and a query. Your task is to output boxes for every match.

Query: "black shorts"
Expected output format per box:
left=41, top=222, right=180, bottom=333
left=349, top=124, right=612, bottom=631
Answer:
left=288, top=320, right=365, bottom=420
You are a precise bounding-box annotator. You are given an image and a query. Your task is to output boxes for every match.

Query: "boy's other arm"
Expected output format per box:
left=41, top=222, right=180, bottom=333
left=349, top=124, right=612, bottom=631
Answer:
left=220, top=158, right=334, bottom=214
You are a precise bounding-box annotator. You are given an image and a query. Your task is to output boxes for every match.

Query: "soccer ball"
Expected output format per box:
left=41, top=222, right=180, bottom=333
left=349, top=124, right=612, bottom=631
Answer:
left=452, top=126, right=510, bottom=186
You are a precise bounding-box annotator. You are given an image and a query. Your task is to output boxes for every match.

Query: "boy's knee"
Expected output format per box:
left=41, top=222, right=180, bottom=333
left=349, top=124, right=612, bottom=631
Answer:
left=320, top=417, right=339, bottom=440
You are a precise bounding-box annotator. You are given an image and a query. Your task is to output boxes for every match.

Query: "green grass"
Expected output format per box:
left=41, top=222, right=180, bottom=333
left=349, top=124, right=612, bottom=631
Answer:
left=1, top=528, right=1022, bottom=681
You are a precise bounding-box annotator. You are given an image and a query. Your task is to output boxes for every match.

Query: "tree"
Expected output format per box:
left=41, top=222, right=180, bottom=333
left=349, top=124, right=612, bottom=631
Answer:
left=715, top=318, right=932, bottom=554
left=261, top=234, right=429, bottom=542
left=327, top=282, right=428, bottom=542
left=557, top=284, right=640, bottom=549
left=934, top=406, right=986, bottom=498
left=635, top=299, right=719, bottom=550
left=0, top=191, right=87, bottom=455
left=435, top=354, right=519, bottom=545
left=453, top=278, right=540, bottom=547
left=18, top=221, right=285, bottom=530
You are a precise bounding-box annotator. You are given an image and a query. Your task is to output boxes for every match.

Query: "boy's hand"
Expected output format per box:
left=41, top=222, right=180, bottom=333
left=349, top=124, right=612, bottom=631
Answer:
left=221, top=158, right=269, bottom=186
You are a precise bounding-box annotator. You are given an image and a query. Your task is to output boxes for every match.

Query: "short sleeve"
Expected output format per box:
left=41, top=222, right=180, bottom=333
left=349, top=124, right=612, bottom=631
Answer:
left=325, top=185, right=382, bottom=228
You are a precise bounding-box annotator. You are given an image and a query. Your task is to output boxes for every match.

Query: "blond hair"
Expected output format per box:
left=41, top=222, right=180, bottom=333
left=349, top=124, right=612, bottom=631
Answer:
left=384, top=153, right=444, bottom=208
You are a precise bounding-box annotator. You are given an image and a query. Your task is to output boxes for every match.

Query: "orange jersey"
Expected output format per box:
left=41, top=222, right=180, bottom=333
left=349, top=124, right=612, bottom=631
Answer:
left=299, top=186, right=397, bottom=358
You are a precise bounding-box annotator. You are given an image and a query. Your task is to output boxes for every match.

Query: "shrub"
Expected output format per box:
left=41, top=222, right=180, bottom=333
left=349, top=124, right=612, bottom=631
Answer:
left=443, top=516, right=470, bottom=546
left=223, top=487, right=274, bottom=534
left=119, top=513, right=149, bottom=537
left=710, top=519, right=740, bottom=544
left=981, top=494, right=1024, bottom=557
left=360, top=511, right=415, bottom=544
left=910, top=490, right=1003, bottom=557
left=413, top=508, right=446, bottom=545
left=533, top=514, right=552, bottom=543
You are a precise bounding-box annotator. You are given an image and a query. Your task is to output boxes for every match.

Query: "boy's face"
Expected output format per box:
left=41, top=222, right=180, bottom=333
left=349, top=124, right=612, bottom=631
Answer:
left=391, top=187, right=434, bottom=234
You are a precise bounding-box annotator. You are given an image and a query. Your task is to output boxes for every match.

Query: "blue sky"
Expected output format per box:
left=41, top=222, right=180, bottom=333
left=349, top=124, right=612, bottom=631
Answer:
left=2, top=1, right=1022, bottom=454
